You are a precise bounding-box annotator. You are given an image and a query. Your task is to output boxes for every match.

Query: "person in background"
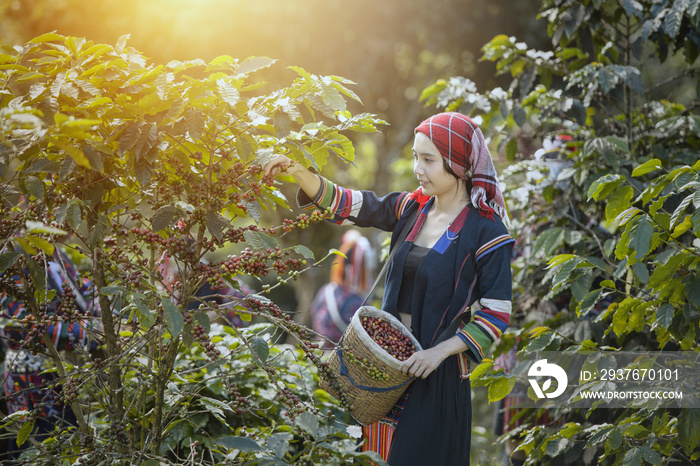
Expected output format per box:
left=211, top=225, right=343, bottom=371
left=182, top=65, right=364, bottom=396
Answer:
left=309, top=229, right=376, bottom=347
left=1, top=246, right=100, bottom=460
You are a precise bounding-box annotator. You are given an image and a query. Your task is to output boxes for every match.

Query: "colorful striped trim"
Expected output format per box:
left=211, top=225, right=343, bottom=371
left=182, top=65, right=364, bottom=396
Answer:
left=475, top=234, right=515, bottom=262
left=405, top=200, right=431, bottom=242
left=481, top=297, right=512, bottom=314
left=457, top=325, right=490, bottom=362
left=360, top=391, right=409, bottom=460
left=473, top=315, right=501, bottom=338
left=394, top=192, right=412, bottom=219
left=307, top=178, right=364, bottom=225
left=458, top=353, right=471, bottom=380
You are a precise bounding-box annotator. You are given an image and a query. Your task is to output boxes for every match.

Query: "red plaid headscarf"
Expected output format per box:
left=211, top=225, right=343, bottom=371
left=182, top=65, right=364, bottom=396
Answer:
left=415, top=112, right=509, bottom=224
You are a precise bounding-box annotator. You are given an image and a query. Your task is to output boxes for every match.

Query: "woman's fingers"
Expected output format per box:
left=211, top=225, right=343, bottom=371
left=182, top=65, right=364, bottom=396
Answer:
left=401, top=349, right=442, bottom=379
left=264, top=155, right=295, bottom=177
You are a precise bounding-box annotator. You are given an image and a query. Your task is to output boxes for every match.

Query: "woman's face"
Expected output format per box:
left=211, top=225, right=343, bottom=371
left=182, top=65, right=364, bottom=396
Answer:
left=412, top=132, right=461, bottom=198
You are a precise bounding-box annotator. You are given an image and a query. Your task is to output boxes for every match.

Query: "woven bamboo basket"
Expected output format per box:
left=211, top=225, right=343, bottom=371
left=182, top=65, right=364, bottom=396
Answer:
left=319, top=306, right=422, bottom=425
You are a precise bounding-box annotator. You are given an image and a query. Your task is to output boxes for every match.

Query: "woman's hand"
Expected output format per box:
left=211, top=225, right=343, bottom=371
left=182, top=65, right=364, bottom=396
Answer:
left=401, top=347, right=449, bottom=379
left=264, top=154, right=302, bottom=178
left=401, top=335, right=469, bottom=379
left=263, top=154, right=322, bottom=200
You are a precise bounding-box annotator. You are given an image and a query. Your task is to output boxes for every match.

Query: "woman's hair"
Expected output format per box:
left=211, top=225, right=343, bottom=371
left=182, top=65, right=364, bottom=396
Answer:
left=442, top=157, right=472, bottom=193
left=442, top=157, right=459, bottom=179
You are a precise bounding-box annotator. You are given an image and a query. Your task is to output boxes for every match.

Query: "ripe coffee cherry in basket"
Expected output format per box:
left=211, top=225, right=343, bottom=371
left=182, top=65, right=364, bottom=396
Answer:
left=361, top=316, right=416, bottom=361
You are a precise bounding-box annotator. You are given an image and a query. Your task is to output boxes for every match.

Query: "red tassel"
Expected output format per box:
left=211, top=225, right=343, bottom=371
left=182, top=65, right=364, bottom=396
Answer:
left=408, top=187, right=430, bottom=208
left=479, top=209, right=495, bottom=220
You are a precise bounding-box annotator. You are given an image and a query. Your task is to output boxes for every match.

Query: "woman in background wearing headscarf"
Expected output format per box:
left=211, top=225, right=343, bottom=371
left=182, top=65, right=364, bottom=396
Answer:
left=309, top=229, right=376, bottom=347
left=265, top=112, right=514, bottom=465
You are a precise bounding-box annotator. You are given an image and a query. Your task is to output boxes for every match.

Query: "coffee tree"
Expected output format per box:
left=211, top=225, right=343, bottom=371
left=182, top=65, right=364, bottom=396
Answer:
left=0, top=33, right=386, bottom=464
left=421, top=0, right=699, bottom=464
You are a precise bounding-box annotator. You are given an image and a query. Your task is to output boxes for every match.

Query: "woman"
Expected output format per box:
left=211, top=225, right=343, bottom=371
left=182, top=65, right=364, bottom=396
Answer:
left=265, top=112, right=514, bottom=465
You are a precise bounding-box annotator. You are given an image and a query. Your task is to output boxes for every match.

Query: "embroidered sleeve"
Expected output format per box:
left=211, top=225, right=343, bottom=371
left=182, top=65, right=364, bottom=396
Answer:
left=296, top=177, right=413, bottom=231
left=457, top=234, right=515, bottom=363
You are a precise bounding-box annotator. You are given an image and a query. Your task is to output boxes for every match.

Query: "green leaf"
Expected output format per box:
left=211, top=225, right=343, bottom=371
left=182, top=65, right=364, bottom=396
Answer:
left=547, top=254, right=577, bottom=268
left=470, top=360, right=494, bottom=380
left=604, top=135, right=629, bottom=153
left=533, top=228, right=565, bottom=257
left=0, top=251, right=22, bottom=273
left=320, top=83, right=346, bottom=112
left=217, top=79, right=240, bottom=107
left=88, top=215, right=108, bottom=249
left=24, top=176, right=44, bottom=200
left=200, top=396, right=232, bottom=423
left=670, top=194, right=692, bottom=228
left=56, top=140, right=91, bottom=169
left=585, top=424, right=614, bottom=447
left=578, top=289, right=603, bottom=316
left=678, top=409, right=700, bottom=454
left=606, top=428, right=622, bottom=450
left=25, top=220, right=66, bottom=236
left=664, top=0, right=684, bottom=38
left=296, top=412, right=319, bottom=437
left=152, top=205, right=178, bottom=232
left=605, top=186, right=634, bottom=222
left=513, top=107, right=527, bottom=127
left=632, top=158, right=662, bottom=177
left=65, top=200, right=81, bottom=230
left=505, top=137, right=518, bottom=162
left=686, top=276, right=700, bottom=308
left=16, top=420, right=34, bottom=447
left=243, top=230, right=278, bottom=250
left=188, top=313, right=208, bottom=336
left=648, top=253, right=683, bottom=289
left=612, top=298, right=640, bottom=337
left=24, top=235, right=52, bottom=256
left=640, top=446, right=662, bottom=466
left=622, top=0, right=644, bottom=18
left=164, top=97, right=186, bottom=125
left=552, top=257, right=585, bottom=290
left=614, top=207, right=642, bottom=226
left=545, top=437, right=568, bottom=457
left=629, top=215, right=653, bottom=261
left=130, top=292, right=155, bottom=328
left=206, top=212, right=229, bottom=241
left=161, top=297, right=183, bottom=337
left=250, top=336, right=269, bottom=363
left=526, top=331, right=557, bottom=351
left=17, top=421, right=34, bottom=447
left=235, top=56, right=276, bottom=76
left=100, top=286, right=126, bottom=296
left=623, top=448, right=643, bottom=466
left=266, top=433, right=293, bottom=459
left=588, top=174, right=623, bottom=201
left=216, top=435, right=263, bottom=452
left=29, top=32, right=65, bottom=44
left=487, top=376, right=515, bottom=403
left=293, top=245, right=314, bottom=259
left=185, top=109, right=205, bottom=142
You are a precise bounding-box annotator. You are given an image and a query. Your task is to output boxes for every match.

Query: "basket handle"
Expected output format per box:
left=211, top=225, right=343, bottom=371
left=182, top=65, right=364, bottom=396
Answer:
left=337, top=350, right=414, bottom=393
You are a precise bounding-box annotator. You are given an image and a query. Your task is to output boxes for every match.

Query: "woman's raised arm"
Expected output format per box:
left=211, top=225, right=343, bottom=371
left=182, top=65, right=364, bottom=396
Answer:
left=264, top=155, right=322, bottom=200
